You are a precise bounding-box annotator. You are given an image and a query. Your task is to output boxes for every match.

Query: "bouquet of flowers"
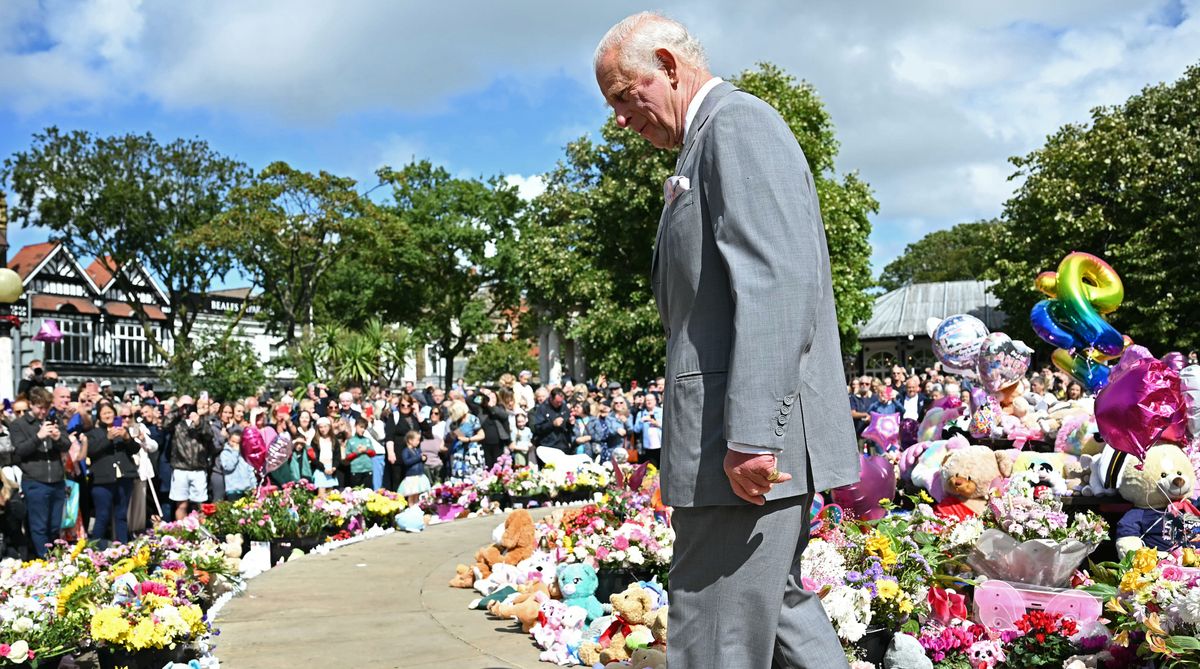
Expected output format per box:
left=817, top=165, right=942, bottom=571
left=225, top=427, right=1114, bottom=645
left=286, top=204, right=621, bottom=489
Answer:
left=504, top=467, right=549, bottom=499
left=570, top=516, right=674, bottom=581
left=1084, top=548, right=1200, bottom=666
left=362, top=490, right=406, bottom=527
left=967, top=487, right=1108, bottom=587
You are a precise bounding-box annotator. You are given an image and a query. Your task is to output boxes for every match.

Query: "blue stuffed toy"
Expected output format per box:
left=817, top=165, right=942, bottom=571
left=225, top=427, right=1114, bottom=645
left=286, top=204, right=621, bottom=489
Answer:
left=557, top=563, right=604, bottom=624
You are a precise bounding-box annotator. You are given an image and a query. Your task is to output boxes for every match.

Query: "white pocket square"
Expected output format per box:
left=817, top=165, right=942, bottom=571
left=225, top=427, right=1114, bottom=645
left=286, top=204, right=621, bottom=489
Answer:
left=664, top=175, right=690, bottom=205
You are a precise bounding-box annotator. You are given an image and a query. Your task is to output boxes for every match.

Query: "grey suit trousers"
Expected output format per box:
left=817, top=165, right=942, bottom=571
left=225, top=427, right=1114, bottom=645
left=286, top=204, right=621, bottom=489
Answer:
left=667, top=494, right=848, bottom=669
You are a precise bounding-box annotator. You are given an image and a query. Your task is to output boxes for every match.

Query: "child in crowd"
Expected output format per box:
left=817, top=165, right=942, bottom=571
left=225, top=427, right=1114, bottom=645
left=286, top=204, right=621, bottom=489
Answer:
left=220, top=429, right=256, bottom=501
left=398, top=430, right=431, bottom=505
left=510, top=411, right=533, bottom=467
left=311, top=416, right=341, bottom=494
left=343, top=420, right=376, bottom=489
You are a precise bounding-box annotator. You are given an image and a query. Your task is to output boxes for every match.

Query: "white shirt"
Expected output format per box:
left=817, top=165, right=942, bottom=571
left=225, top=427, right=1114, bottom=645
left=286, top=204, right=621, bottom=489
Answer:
left=684, top=77, right=725, bottom=138
left=903, top=394, right=920, bottom=421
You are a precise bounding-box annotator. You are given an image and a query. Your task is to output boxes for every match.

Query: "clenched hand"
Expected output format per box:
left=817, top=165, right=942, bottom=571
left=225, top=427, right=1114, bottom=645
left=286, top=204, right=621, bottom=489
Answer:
left=723, top=450, right=792, bottom=505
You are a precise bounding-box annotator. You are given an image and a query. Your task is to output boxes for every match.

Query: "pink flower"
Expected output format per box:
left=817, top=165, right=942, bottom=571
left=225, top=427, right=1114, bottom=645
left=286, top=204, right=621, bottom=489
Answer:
left=613, top=535, right=630, bottom=550
left=1161, top=565, right=1185, bottom=581
left=0, top=645, right=10, bottom=656
left=257, top=520, right=266, bottom=526
left=595, top=547, right=610, bottom=560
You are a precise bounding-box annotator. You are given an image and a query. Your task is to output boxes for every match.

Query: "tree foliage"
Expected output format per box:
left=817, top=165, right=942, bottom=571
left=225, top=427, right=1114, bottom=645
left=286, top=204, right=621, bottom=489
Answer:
left=280, top=319, right=415, bottom=387
left=878, top=220, right=1003, bottom=291
left=518, top=62, right=877, bottom=382
left=190, top=332, right=267, bottom=402
left=211, top=161, right=371, bottom=343
left=2, top=128, right=248, bottom=385
left=993, top=63, right=1200, bottom=353
left=465, top=337, right=538, bottom=385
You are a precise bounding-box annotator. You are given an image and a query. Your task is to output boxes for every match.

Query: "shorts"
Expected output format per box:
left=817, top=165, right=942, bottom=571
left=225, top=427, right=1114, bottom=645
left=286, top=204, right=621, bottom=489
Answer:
left=170, top=469, right=209, bottom=503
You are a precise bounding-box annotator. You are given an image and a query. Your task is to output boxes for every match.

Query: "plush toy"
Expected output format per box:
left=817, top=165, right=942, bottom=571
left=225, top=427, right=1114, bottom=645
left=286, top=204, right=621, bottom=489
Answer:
left=967, top=638, right=1007, bottom=669
left=1061, top=455, right=1089, bottom=496
left=1115, top=443, right=1200, bottom=556
left=1005, top=452, right=1069, bottom=498
left=647, top=605, right=667, bottom=648
left=557, top=563, right=604, bottom=624
left=933, top=445, right=1012, bottom=520
left=517, top=550, right=559, bottom=587
left=619, top=648, right=668, bottom=669
left=1081, top=445, right=1130, bottom=497
left=449, top=509, right=536, bottom=588
left=900, top=436, right=969, bottom=502
left=579, top=583, right=659, bottom=664
left=490, top=589, right=549, bottom=632
left=535, top=600, right=588, bottom=666
left=487, top=578, right=555, bottom=618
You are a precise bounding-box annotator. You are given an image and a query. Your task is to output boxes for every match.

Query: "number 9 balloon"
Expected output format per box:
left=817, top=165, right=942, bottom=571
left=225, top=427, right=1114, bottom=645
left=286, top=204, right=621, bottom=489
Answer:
left=1030, top=252, right=1131, bottom=393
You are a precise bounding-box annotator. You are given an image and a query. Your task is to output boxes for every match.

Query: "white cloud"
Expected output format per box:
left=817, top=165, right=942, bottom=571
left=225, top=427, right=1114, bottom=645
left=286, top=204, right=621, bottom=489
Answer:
left=3, top=0, right=1198, bottom=271
left=504, top=174, right=547, bottom=201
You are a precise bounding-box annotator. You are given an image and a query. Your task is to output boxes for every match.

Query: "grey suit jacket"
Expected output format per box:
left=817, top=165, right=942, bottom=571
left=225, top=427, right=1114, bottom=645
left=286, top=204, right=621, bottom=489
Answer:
left=653, top=82, right=860, bottom=507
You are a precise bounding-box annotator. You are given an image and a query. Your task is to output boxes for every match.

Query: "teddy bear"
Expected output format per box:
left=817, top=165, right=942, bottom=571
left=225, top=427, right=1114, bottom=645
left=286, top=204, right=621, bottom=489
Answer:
left=933, top=445, right=1012, bottom=520
left=647, top=605, right=667, bottom=649
left=449, top=509, right=535, bottom=588
left=584, top=583, right=658, bottom=664
left=899, top=435, right=969, bottom=502
left=1114, top=443, right=1200, bottom=557
left=967, top=638, right=1007, bottom=669
left=487, top=577, right=556, bottom=618
left=557, top=562, right=604, bottom=624
left=491, top=589, right=549, bottom=632
left=534, top=600, right=588, bottom=666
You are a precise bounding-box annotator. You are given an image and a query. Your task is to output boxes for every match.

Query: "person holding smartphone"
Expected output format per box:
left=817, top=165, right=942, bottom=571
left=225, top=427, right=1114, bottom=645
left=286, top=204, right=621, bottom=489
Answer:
left=83, top=404, right=138, bottom=544
left=10, top=387, right=71, bottom=557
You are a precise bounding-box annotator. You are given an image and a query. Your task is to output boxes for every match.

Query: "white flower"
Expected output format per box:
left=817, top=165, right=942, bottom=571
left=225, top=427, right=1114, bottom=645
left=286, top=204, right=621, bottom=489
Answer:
left=6, top=640, right=28, bottom=662
left=946, top=517, right=984, bottom=547
left=626, top=547, right=645, bottom=565
left=1174, top=588, right=1200, bottom=625
left=11, top=617, right=33, bottom=634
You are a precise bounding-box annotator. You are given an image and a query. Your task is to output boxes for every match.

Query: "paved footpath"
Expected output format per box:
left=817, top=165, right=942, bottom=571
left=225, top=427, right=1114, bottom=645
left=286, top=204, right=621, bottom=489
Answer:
left=216, top=512, right=549, bottom=669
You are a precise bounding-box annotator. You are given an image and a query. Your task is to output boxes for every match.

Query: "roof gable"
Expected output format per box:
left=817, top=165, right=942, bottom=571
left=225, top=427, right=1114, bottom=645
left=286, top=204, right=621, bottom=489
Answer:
left=8, top=242, right=58, bottom=280
left=859, top=280, right=1006, bottom=339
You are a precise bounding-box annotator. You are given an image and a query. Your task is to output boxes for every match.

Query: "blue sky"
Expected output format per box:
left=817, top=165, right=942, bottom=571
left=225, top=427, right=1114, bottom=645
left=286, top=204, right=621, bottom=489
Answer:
left=2, top=0, right=1197, bottom=286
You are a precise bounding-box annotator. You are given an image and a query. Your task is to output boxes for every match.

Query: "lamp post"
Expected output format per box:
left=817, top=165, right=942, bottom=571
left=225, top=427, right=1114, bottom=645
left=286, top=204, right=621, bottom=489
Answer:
left=0, top=194, right=22, bottom=399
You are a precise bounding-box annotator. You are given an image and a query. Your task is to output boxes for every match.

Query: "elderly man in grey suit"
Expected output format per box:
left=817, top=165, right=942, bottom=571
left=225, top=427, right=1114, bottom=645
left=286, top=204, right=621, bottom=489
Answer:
left=595, top=13, right=860, bottom=668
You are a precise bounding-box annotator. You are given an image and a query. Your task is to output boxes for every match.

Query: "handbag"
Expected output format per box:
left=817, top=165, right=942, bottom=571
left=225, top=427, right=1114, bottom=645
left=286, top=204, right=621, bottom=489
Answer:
left=61, top=479, right=80, bottom=529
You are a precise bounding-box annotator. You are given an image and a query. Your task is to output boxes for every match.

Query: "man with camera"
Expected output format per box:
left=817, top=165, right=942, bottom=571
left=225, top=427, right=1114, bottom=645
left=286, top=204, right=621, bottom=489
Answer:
left=167, top=396, right=217, bottom=521
left=10, top=387, right=71, bottom=557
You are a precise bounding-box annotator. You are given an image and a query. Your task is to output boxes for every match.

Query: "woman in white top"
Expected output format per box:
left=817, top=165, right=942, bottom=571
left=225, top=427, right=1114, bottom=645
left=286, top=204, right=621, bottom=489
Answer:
left=312, top=416, right=342, bottom=493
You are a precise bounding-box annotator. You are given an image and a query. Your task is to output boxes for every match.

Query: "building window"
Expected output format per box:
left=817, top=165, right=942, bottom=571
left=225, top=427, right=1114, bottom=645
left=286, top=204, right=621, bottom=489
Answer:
left=865, top=351, right=897, bottom=379
left=114, top=322, right=159, bottom=366
left=44, top=317, right=92, bottom=364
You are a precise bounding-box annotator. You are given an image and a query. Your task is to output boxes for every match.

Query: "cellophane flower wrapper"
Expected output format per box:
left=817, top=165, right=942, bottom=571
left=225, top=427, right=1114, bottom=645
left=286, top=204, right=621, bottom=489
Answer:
left=967, top=528, right=1093, bottom=587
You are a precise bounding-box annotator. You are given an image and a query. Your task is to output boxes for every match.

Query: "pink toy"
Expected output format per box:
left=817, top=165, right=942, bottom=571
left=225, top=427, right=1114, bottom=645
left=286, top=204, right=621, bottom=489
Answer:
left=967, top=639, right=1006, bottom=669
left=972, top=580, right=1101, bottom=631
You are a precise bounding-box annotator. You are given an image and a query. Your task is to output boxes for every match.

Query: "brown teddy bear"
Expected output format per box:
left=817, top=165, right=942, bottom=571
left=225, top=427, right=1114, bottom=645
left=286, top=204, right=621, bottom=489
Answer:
left=486, top=579, right=555, bottom=618
left=933, top=445, right=1012, bottom=520
left=579, top=583, right=658, bottom=664
left=449, top=509, right=536, bottom=588
left=489, top=589, right=549, bottom=632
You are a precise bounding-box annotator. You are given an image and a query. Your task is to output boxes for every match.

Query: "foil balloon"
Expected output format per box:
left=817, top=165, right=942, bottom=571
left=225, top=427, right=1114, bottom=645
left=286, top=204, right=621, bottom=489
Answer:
left=1182, top=365, right=1200, bottom=439
left=831, top=454, right=897, bottom=521
left=928, top=315, right=990, bottom=374
left=32, top=319, right=64, bottom=344
left=969, top=396, right=1000, bottom=439
left=1031, top=252, right=1131, bottom=393
left=862, top=412, right=901, bottom=454
left=1095, top=345, right=1189, bottom=461
left=1162, top=352, right=1186, bottom=372
left=241, top=426, right=267, bottom=473
left=265, top=432, right=292, bottom=474
left=808, top=493, right=843, bottom=534
left=975, top=332, right=1033, bottom=394
left=917, top=406, right=963, bottom=443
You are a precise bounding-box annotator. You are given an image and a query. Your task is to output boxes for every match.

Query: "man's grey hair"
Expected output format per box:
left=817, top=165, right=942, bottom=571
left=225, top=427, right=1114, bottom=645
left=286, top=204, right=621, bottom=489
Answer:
left=593, top=12, right=708, bottom=75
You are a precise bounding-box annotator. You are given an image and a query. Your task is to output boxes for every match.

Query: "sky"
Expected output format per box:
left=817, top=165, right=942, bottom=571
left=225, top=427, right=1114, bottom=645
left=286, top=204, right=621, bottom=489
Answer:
left=1, top=0, right=1197, bottom=283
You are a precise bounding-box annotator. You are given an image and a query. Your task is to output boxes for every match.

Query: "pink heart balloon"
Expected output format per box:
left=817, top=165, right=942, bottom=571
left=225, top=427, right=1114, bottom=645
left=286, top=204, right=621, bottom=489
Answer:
left=975, top=332, right=1033, bottom=394
left=265, top=432, right=292, bottom=474
left=1095, top=345, right=1188, bottom=461
left=831, top=455, right=897, bottom=521
left=241, top=426, right=267, bottom=472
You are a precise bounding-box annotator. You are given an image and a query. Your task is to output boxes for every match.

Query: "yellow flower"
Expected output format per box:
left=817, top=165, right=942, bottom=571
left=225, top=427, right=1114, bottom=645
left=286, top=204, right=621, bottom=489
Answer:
left=56, top=575, right=93, bottom=617
left=180, top=605, right=207, bottom=636
left=918, top=490, right=934, bottom=504
left=1119, top=570, right=1144, bottom=593
left=1182, top=547, right=1199, bottom=567
left=1132, top=548, right=1158, bottom=574
left=134, top=547, right=151, bottom=567
left=91, top=607, right=131, bottom=642
left=1106, top=597, right=1128, bottom=614
left=1113, top=631, right=1130, bottom=647
left=864, top=533, right=890, bottom=554
left=109, top=559, right=136, bottom=579
left=876, top=580, right=900, bottom=600
left=1144, top=612, right=1169, bottom=637
left=69, top=538, right=87, bottom=561
left=897, top=595, right=914, bottom=614
left=126, top=618, right=157, bottom=650
left=879, top=546, right=898, bottom=568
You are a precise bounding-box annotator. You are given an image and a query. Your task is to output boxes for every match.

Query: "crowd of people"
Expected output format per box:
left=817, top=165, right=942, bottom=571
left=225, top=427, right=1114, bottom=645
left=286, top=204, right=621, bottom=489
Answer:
left=846, top=353, right=1200, bottom=442
left=0, top=362, right=670, bottom=559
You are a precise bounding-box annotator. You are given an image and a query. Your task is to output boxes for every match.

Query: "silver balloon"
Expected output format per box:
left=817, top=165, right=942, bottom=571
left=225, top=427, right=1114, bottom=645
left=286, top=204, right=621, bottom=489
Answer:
left=610, top=447, right=629, bottom=464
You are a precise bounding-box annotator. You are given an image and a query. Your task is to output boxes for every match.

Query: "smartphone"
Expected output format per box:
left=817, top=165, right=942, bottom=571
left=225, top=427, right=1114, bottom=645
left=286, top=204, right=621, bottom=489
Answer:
left=114, top=417, right=124, bottom=428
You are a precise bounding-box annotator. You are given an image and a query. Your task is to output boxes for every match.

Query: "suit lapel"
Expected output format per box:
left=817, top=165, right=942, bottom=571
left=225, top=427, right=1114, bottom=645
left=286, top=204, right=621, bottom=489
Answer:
left=653, top=82, right=738, bottom=278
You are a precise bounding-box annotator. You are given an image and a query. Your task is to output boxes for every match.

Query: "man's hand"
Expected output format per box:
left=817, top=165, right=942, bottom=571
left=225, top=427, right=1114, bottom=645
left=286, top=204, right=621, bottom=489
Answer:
left=553, top=417, right=564, bottom=427
left=723, top=451, right=792, bottom=506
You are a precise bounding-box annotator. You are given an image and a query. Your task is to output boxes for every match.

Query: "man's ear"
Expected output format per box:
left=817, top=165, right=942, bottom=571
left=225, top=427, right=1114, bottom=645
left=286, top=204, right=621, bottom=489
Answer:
left=655, top=48, right=678, bottom=85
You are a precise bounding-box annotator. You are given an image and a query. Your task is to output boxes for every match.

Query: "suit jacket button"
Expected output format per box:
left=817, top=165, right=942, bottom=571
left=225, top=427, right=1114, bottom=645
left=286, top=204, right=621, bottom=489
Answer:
left=775, top=426, right=785, bottom=437
left=777, top=415, right=787, bottom=425
left=780, top=404, right=792, bottom=416
left=665, top=327, right=672, bottom=339
left=783, top=394, right=795, bottom=405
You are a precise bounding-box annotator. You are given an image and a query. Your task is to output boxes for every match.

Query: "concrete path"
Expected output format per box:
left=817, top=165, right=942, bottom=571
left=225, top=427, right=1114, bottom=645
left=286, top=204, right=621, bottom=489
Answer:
left=216, top=513, right=549, bottom=669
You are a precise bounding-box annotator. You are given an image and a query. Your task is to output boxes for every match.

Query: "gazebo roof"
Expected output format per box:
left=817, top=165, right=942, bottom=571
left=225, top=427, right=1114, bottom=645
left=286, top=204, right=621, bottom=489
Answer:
left=859, top=280, right=1005, bottom=339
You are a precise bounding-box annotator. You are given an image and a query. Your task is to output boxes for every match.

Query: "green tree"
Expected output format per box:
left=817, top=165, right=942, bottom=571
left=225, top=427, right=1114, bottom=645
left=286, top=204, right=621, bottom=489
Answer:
left=375, top=161, right=524, bottom=390
left=518, top=62, right=877, bottom=381
left=2, top=128, right=248, bottom=385
left=878, top=220, right=1003, bottom=291
left=993, top=63, right=1200, bottom=353
left=191, top=332, right=267, bottom=401
left=465, top=337, right=538, bottom=385
left=212, top=161, right=371, bottom=343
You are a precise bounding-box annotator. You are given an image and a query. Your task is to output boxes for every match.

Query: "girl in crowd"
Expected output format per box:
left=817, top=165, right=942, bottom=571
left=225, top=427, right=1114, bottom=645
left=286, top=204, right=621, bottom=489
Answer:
left=83, top=403, right=139, bottom=544
left=312, top=416, right=342, bottom=494
left=509, top=411, right=532, bottom=467
left=420, top=406, right=447, bottom=483
left=398, top=430, right=430, bottom=504
left=295, top=410, right=316, bottom=446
